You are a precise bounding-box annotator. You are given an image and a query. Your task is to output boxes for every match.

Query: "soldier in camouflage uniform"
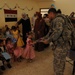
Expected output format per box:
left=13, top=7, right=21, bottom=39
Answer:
left=42, top=8, right=72, bottom=75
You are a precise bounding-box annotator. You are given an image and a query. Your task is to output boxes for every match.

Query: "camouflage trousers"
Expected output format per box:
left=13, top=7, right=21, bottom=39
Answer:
left=53, top=46, right=70, bottom=75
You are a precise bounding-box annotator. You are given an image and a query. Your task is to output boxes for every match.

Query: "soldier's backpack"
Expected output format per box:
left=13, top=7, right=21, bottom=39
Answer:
left=57, top=14, right=75, bottom=50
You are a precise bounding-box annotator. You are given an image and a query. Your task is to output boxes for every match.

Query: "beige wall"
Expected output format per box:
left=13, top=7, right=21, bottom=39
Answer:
left=38, top=0, right=75, bottom=15
left=0, top=0, right=75, bottom=28
left=0, top=0, right=39, bottom=28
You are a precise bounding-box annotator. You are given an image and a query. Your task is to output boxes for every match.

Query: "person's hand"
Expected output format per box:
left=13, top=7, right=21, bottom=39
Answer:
left=40, top=39, right=49, bottom=44
left=38, top=31, right=40, bottom=34
left=33, top=41, right=36, bottom=44
left=40, top=37, right=44, bottom=40
left=15, top=23, right=18, bottom=27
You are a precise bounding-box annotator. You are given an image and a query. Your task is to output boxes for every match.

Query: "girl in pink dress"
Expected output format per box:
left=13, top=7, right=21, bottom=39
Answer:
left=22, top=32, right=35, bottom=62
left=13, top=46, right=23, bottom=60
left=5, top=38, right=23, bottom=62
left=5, top=38, right=14, bottom=55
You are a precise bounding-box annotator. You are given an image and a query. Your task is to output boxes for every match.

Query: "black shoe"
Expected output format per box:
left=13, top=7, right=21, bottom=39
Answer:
left=7, top=64, right=12, bottom=68
left=17, top=58, right=21, bottom=62
left=0, top=70, right=3, bottom=75
left=22, top=45, right=26, bottom=48
left=1, top=66, right=6, bottom=70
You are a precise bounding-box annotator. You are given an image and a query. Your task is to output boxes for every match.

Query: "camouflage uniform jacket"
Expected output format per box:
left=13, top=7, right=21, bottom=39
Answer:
left=44, top=14, right=70, bottom=47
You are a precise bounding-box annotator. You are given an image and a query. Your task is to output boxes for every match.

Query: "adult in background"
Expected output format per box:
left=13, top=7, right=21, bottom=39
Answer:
left=41, top=8, right=74, bottom=75
left=16, top=13, right=31, bottom=46
left=34, top=12, right=45, bottom=51
left=43, top=14, right=50, bottom=36
left=69, top=12, right=75, bottom=27
left=31, top=13, right=37, bottom=31
left=69, top=12, right=75, bottom=18
left=56, top=9, right=62, bottom=14
left=43, top=14, right=50, bottom=48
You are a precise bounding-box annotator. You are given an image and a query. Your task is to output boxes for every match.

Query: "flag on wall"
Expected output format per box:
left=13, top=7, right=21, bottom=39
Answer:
left=4, top=9, right=17, bottom=22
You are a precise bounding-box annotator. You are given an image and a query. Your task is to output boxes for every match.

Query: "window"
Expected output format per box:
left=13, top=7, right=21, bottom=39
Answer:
left=40, top=8, right=49, bottom=17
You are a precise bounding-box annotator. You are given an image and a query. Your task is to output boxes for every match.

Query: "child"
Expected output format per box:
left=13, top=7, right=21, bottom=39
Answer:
left=5, top=38, right=14, bottom=55
left=22, top=32, right=35, bottom=62
left=5, top=27, right=13, bottom=39
left=0, top=63, right=3, bottom=75
left=5, top=38, right=23, bottom=62
left=11, top=26, right=24, bottom=47
left=0, top=39, right=12, bottom=71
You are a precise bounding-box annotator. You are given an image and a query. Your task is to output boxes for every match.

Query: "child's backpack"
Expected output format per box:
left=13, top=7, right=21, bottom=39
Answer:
left=56, top=14, right=75, bottom=49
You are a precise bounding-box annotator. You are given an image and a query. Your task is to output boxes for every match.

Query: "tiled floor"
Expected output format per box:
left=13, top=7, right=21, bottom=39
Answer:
left=3, top=46, right=73, bottom=75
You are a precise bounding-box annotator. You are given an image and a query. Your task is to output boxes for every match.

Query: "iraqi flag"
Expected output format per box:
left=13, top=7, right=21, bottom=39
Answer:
left=4, top=9, right=17, bottom=22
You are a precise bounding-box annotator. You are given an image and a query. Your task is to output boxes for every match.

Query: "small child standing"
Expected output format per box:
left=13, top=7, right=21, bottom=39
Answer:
left=5, top=38, right=23, bottom=62
left=11, top=26, right=24, bottom=47
left=22, top=32, right=35, bottom=62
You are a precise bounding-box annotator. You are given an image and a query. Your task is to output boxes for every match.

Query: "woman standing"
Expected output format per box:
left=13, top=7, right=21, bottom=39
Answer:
left=17, top=13, right=31, bottom=46
left=34, top=12, right=45, bottom=51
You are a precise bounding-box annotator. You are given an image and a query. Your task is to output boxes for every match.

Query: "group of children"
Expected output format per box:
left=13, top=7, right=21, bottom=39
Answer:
left=0, top=26, right=36, bottom=75
left=0, top=39, right=12, bottom=74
